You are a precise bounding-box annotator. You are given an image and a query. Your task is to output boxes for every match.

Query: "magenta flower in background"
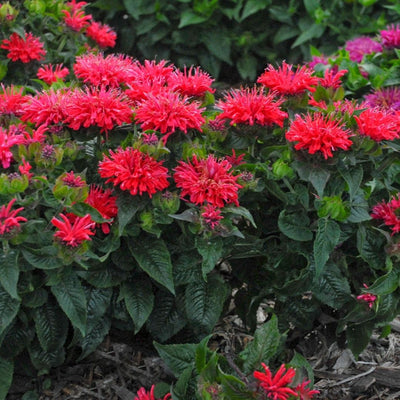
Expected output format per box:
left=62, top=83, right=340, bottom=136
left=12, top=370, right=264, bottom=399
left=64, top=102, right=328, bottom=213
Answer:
left=364, top=87, right=400, bottom=111
left=345, top=36, right=383, bottom=62
left=380, top=24, right=400, bottom=49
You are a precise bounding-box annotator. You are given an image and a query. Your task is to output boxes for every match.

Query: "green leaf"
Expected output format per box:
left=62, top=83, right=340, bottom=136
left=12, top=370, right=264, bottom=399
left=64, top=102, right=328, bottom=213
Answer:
left=312, top=262, right=352, bottom=309
left=78, top=316, right=111, bottom=361
left=367, top=269, right=400, bottom=295
left=170, top=365, right=193, bottom=399
left=195, top=334, right=212, bottom=373
left=178, top=10, right=207, bottom=28
left=292, top=161, right=330, bottom=197
left=202, top=29, right=232, bottom=64
left=313, top=219, right=341, bottom=276
left=240, top=315, right=282, bottom=374
left=0, top=356, right=13, bottom=400
left=116, top=192, right=142, bottom=236
left=79, top=263, right=128, bottom=288
left=219, top=366, right=252, bottom=400
left=240, top=0, right=270, bottom=20
left=28, top=339, right=65, bottom=371
left=185, top=274, right=229, bottom=335
left=237, top=54, right=258, bottom=81
left=357, top=226, right=386, bottom=270
left=70, top=202, right=110, bottom=223
left=346, top=322, right=374, bottom=358
left=128, top=235, right=175, bottom=294
left=50, top=272, right=87, bottom=336
left=289, top=351, right=315, bottom=385
left=147, top=291, right=186, bottom=342
left=121, top=279, right=154, bottom=334
left=33, top=301, right=68, bottom=352
left=224, top=206, right=257, bottom=228
left=291, top=23, right=325, bottom=48
left=0, top=249, right=19, bottom=299
left=154, top=341, right=196, bottom=376
left=195, top=236, right=223, bottom=278
left=278, top=210, right=313, bottom=241
left=22, top=247, right=63, bottom=270
left=340, top=165, right=363, bottom=201
left=0, top=286, right=20, bottom=336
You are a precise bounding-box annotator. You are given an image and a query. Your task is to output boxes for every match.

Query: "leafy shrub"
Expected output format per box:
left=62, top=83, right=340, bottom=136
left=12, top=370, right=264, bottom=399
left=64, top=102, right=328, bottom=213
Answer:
left=1, top=1, right=400, bottom=399
left=89, top=0, right=400, bottom=82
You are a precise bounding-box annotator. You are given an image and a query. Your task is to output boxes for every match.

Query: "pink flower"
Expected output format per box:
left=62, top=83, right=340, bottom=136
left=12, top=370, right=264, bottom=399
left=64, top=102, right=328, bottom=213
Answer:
left=286, top=113, right=353, bottom=159
left=217, top=87, right=288, bottom=127
left=371, top=195, right=400, bottom=234
left=85, top=21, right=117, bottom=48
left=380, top=24, right=400, bottom=49
left=62, top=171, right=86, bottom=187
left=364, top=87, right=400, bottom=111
left=318, top=69, right=348, bottom=89
left=134, top=385, right=171, bottom=400
left=0, top=198, right=27, bottom=236
left=345, top=36, right=383, bottom=63
left=201, top=204, right=223, bottom=229
left=37, top=64, right=69, bottom=85
left=64, top=86, right=132, bottom=133
left=61, top=5, right=92, bottom=31
left=257, top=61, right=319, bottom=95
left=354, top=108, right=400, bottom=141
left=1, top=32, right=46, bottom=63
left=294, top=380, right=320, bottom=400
left=0, top=84, right=26, bottom=117
left=254, top=363, right=297, bottom=400
left=357, top=284, right=377, bottom=309
left=73, top=52, right=135, bottom=87
left=51, top=213, right=95, bottom=247
left=0, top=126, right=25, bottom=168
left=174, top=154, right=242, bottom=208
left=98, top=147, right=170, bottom=197
left=167, top=66, right=215, bottom=97
left=135, top=89, right=205, bottom=144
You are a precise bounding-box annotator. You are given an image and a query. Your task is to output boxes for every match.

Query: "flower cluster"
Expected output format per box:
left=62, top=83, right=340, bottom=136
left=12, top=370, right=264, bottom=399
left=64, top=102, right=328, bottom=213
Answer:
left=254, top=363, right=319, bottom=400
left=371, top=195, right=400, bottom=235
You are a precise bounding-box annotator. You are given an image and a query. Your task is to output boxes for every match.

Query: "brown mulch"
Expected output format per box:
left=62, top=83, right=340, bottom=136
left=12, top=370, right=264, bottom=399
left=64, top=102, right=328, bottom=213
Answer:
left=7, top=317, right=400, bottom=400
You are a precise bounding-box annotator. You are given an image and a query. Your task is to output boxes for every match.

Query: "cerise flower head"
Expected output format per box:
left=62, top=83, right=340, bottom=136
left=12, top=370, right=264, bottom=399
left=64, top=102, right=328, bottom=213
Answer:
left=380, top=24, right=400, bottom=49
left=286, top=112, right=353, bottom=159
left=134, top=385, right=171, bottom=400
left=37, top=64, right=69, bottom=85
left=1, top=32, right=46, bottom=63
left=85, top=21, right=117, bottom=48
left=217, top=87, right=288, bottom=127
left=98, top=147, right=170, bottom=197
left=174, top=154, right=242, bottom=208
left=135, top=89, right=205, bottom=144
left=257, top=61, right=319, bottom=96
left=371, top=195, right=400, bottom=235
left=64, top=86, right=132, bottom=133
left=344, top=36, right=383, bottom=63
left=0, top=198, right=27, bottom=236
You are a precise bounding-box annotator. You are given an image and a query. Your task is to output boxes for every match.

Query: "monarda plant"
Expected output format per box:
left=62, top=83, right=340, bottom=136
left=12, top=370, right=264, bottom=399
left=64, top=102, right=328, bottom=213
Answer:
left=0, top=1, right=400, bottom=399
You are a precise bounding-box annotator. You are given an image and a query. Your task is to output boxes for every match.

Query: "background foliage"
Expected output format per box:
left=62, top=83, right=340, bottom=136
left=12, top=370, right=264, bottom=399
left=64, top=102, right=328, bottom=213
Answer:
left=89, top=0, right=400, bottom=82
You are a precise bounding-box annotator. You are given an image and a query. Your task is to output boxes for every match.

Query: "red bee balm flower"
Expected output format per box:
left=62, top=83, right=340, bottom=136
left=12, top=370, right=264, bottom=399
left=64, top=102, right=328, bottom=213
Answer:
left=294, top=380, right=320, bottom=400
left=86, top=21, right=117, bottom=48
left=355, top=108, right=400, bottom=141
left=1, top=32, right=46, bottom=63
left=167, top=66, right=215, bottom=97
left=201, top=204, right=223, bottom=229
left=380, top=24, right=400, bottom=49
left=174, top=155, right=242, bottom=208
left=134, top=385, right=171, bottom=400
left=357, top=284, right=377, bottom=309
left=254, top=363, right=298, bottom=400
left=37, top=64, right=69, bottom=85
left=371, top=196, right=400, bottom=234
left=0, top=198, right=27, bottom=236
left=98, top=147, right=170, bottom=197
left=64, top=86, right=132, bottom=133
left=0, top=126, right=25, bottom=168
left=257, top=61, right=319, bottom=96
left=51, top=213, right=95, bottom=247
left=217, top=87, right=288, bottom=127
left=85, top=185, right=118, bottom=234
left=0, top=84, right=26, bottom=117
left=286, top=113, right=353, bottom=159
left=135, top=89, right=205, bottom=144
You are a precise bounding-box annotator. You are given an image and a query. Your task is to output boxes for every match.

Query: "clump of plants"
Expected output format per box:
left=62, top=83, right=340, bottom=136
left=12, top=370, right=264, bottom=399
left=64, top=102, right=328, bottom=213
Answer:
left=1, top=1, right=400, bottom=399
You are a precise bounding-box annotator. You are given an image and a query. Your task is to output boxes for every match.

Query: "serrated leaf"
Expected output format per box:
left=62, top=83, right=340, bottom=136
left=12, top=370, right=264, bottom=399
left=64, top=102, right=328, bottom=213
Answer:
left=240, top=315, right=282, bottom=374
left=357, top=226, right=386, bottom=270
left=289, top=351, right=315, bottom=385
left=346, top=322, right=374, bottom=358
left=22, top=247, right=63, bottom=270
left=0, top=286, right=20, bottom=336
left=173, top=252, right=203, bottom=286
left=78, top=316, right=111, bottom=361
left=128, top=235, right=175, bottom=294
left=278, top=210, right=313, bottom=241
left=0, top=356, right=13, bottom=400
left=313, top=218, right=341, bottom=276
left=33, top=301, right=68, bottom=352
left=195, top=334, right=212, bottom=373
left=340, top=166, right=363, bottom=201
left=312, top=262, right=352, bottom=309
left=28, top=340, right=65, bottom=371
left=170, top=365, right=193, bottom=398
left=367, top=269, right=400, bottom=295
left=154, top=341, right=196, bottom=376
left=116, top=192, right=142, bottom=236
left=219, top=366, right=252, bottom=400
left=121, top=279, right=154, bottom=334
left=195, top=236, right=223, bottom=278
left=22, top=288, right=48, bottom=308
left=0, top=249, right=19, bottom=299
left=79, top=263, right=128, bottom=288
left=185, top=274, right=229, bottom=335
left=147, top=291, right=186, bottom=342
left=50, top=273, right=87, bottom=336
